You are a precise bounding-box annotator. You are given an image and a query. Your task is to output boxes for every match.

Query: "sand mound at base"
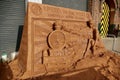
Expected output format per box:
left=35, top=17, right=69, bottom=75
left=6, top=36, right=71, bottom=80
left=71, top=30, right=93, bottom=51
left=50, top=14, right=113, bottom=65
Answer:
left=0, top=51, right=120, bottom=80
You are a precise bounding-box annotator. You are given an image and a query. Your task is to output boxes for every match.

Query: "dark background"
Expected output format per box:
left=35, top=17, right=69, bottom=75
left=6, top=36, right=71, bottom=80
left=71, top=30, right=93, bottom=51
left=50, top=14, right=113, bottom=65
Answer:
left=43, top=0, right=88, bottom=11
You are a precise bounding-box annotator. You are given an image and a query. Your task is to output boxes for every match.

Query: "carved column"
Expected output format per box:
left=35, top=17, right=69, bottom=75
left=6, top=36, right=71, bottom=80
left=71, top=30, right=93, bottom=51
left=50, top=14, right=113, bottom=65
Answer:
left=91, top=0, right=101, bottom=28
left=114, top=9, right=120, bottom=24
left=114, top=0, right=120, bottom=25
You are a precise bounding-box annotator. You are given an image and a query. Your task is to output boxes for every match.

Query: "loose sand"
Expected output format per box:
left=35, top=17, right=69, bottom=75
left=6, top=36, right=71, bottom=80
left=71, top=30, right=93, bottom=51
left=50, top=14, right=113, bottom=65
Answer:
left=0, top=51, right=120, bottom=80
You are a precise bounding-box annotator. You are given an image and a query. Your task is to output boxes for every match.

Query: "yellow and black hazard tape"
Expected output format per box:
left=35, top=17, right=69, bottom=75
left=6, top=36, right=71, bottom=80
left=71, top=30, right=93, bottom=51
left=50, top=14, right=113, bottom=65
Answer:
left=100, top=2, right=110, bottom=38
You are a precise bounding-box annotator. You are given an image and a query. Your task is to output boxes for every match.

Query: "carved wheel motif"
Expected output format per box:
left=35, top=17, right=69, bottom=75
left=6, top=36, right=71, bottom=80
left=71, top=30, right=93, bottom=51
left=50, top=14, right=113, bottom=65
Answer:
left=48, top=30, right=66, bottom=49
left=31, top=4, right=42, bottom=15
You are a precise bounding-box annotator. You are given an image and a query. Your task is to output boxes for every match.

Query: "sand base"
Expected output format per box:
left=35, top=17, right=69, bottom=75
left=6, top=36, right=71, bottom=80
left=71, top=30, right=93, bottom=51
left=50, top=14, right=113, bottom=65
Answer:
left=0, top=51, right=120, bottom=80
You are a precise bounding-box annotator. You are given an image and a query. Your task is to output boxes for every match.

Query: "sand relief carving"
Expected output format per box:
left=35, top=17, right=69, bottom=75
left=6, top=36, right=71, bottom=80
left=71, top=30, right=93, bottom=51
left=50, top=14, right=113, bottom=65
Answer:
left=38, top=19, right=102, bottom=72
left=33, top=19, right=104, bottom=73
left=1, top=3, right=120, bottom=80
left=15, top=3, right=111, bottom=79
left=0, top=3, right=119, bottom=80
left=41, top=20, right=76, bottom=71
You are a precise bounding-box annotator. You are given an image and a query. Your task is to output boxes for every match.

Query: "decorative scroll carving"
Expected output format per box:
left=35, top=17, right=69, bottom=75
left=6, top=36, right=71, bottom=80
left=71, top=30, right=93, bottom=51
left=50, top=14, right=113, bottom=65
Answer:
left=31, top=4, right=42, bottom=15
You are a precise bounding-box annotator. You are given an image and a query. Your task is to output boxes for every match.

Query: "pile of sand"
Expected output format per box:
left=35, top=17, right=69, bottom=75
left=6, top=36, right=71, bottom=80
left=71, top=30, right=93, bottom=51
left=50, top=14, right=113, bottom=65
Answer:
left=0, top=51, right=120, bottom=80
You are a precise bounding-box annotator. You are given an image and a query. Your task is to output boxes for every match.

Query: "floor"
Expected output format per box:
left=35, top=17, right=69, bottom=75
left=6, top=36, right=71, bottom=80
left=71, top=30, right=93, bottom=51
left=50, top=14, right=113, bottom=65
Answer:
left=102, top=37, right=120, bottom=53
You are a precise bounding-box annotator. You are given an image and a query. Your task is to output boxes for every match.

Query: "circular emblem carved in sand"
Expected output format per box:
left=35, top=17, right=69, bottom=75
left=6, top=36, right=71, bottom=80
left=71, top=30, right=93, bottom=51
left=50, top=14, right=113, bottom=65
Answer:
left=31, top=4, right=42, bottom=15
left=48, top=30, right=66, bottom=49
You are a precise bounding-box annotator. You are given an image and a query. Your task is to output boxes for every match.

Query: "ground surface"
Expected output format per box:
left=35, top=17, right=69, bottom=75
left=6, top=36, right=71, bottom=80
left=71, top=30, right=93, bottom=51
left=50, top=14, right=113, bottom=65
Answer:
left=0, top=51, right=120, bottom=80
left=102, top=37, right=120, bottom=53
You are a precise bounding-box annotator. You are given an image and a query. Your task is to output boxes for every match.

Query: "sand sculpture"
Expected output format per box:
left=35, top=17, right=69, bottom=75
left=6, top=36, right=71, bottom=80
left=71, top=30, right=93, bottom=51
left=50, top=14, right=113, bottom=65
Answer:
left=17, top=2, right=106, bottom=78
left=1, top=2, right=120, bottom=80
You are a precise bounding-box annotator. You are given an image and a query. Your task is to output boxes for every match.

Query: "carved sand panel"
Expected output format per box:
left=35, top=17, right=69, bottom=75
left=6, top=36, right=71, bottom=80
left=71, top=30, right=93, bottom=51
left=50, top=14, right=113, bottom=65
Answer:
left=18, top=2, right=105, bottom=78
